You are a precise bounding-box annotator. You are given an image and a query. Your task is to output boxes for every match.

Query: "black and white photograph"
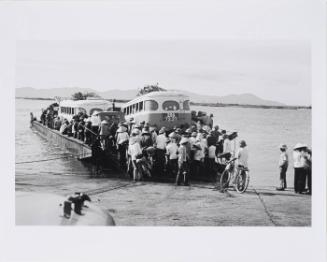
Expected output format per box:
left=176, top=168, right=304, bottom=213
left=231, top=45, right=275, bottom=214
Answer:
left=1, top=0, right=326, bottom=261
left=15, top=39, right=312, bottom=226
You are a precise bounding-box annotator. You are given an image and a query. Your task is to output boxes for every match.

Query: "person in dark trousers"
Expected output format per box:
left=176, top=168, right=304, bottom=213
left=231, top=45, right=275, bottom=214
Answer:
left=77, top=119, right=85, bottom=141
left=84, top=120, right=92, bottom=145
left=140, top=128, right=153, bottom=148
left=276, top=144, right=289, bottom=191
left=91, top=137, right=103, bottom=177
left=176, top=137, right=190, bottom=186
left=166, top=134, right=179, bottom=178
left=293, top=143, right=308, bottom=194
left=304, top=148, right=312, bottom=195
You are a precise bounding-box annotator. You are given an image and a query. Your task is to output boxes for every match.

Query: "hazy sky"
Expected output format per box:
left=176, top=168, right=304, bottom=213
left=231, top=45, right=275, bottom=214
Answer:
left=14, top=1, right=313, bottom=105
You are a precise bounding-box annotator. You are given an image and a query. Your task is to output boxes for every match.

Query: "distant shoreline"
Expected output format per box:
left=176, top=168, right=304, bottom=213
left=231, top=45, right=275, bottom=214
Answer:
left=190, top=102, right=311, bottom=110
left=15, top=97, right=311, bottom=110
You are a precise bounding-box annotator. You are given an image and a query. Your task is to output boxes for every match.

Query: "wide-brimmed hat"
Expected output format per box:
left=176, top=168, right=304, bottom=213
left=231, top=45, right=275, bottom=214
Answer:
left=168, top=132, right=177, bottom=139
left=145, top=146, right=156, bottom=155
left=159, top=127, right=166, bottom=134
left=121, top=122, right=129, bottom=128
left=131, top=128, right=140, bottom=135
left=192, top=142, right=202, bottom=149
left=101, top=120, right=108, bottom=125
left=279, top=144, right=287, bottom=150
left=117, top=126, right=126, bottom=133
left=180, top=137, right=189, bottom=145
left=294, top=143, right=308, bottom=150
left=142, top=128, right=150, bottom=135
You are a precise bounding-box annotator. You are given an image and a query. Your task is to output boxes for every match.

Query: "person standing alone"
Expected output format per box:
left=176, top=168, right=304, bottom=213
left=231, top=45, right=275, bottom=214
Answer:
left=276, top=144, right=288, bottom=191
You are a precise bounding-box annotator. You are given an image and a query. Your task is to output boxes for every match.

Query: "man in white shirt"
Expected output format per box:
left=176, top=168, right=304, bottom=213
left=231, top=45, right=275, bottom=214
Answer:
left=236, top=140, right=249, bottom=168
left=128, top=132, right=143, bottom=181
left=192, top=141, right=203, bottom=178
left=116, top=126, right=130, bottom=169
left=208, top=144, right=217, bottom=180
left=293, top=143, right=308, bottom=194
left=155, top=127, right=168, bottom=176
left=276, top=144, right=288, bottom=191
left=166, top=135, right=179, bottom=177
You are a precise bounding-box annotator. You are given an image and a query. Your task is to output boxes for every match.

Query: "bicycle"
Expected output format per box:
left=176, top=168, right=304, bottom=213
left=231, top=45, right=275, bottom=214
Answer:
left=219, top=157, right=250, bottom=193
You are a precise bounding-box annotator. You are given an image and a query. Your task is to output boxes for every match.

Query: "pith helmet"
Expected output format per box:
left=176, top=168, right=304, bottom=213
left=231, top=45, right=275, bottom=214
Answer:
left=142, top=128, right=150, bottom=135
left=294, top=143, right=308, bottom=150
left=180, top=137, right=189, bottom=145
left=159, top=127, right=166, bottom=134
left=168, top=132, right=177, bottom=139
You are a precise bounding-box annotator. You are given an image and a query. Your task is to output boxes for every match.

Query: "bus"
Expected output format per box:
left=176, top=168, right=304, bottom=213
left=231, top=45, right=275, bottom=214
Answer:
left=122, top=91, right=191, bottom=130
left=58, top=99, right=112, bottom=122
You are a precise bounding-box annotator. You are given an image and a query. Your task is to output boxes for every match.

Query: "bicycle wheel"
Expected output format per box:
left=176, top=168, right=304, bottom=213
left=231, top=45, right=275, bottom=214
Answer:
left=220, top=170, right=231, bottom=190
left=235, top=170, right=250, bottom=193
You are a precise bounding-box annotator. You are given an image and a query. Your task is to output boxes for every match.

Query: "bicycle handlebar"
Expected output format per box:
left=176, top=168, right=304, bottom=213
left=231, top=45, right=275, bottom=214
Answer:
left=227, top=158, right=238, bottom=164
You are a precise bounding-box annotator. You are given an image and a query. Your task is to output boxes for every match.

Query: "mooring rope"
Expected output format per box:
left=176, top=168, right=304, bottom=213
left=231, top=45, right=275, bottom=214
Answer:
left=252, top=187, right=278, bottom=226
left=15, top=153, right=89, bottom=164
left=85, top=182, right=144, bottom=196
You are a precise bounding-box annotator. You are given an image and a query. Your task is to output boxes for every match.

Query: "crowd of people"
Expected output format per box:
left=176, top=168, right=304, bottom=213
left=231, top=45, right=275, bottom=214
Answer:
left=37, top=105, right=246, bottom=186
left=36, top=104, right=311, bottom=194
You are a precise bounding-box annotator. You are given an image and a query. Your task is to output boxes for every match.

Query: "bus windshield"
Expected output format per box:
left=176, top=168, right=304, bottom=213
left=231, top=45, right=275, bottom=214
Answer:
left=163, top=100, right=179, bottom=111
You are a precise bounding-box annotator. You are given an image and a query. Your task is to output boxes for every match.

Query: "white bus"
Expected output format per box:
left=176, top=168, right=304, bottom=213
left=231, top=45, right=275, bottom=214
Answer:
left=58, top=99, right=111, bottom=122
left=122, top=91, right=191, bottom=130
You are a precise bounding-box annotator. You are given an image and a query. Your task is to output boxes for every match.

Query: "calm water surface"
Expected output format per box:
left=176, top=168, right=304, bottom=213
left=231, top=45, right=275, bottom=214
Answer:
left=16, top=99, right=311, bottom=187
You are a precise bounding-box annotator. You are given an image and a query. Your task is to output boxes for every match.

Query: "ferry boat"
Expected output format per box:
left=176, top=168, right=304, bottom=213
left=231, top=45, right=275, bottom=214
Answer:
left=122, top=89, right=192, bottom=130
left=30, top=98, right=125, bottom=161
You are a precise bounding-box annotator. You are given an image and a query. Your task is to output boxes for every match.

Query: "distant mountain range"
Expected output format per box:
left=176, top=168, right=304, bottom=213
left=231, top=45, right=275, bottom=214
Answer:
left=15, top=87, right=285, bottom=106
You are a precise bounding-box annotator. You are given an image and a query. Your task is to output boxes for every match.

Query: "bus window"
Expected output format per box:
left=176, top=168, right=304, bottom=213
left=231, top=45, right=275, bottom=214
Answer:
left=124, top=108, right=127, bottom=115
left=144, top=100, right=158, bottom=111
left=129, top=106, right=132, bottom=114
left=163, top=101, right=179, bottom=111
left=139, top=101, right=143, bottom=111
left=72, top=108, right=75, bottom=115
left=183, top=100, right=190, bottom=110
left=136, top=103, right=139, bottom=112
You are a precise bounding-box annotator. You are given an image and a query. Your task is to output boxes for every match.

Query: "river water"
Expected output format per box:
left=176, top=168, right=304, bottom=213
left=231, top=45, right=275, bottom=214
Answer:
left=15, top=98, right=311, bottom=187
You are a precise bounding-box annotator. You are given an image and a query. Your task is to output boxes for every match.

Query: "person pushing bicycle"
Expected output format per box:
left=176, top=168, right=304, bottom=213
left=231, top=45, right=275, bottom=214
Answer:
left=232, top=140, right=249, bottom=183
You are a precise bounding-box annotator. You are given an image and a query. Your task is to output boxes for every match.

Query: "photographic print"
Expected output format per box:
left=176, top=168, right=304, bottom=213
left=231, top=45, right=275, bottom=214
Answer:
left=2, top=0, right=326, bottom=261
left=15, top=39, right=311, bottom=226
